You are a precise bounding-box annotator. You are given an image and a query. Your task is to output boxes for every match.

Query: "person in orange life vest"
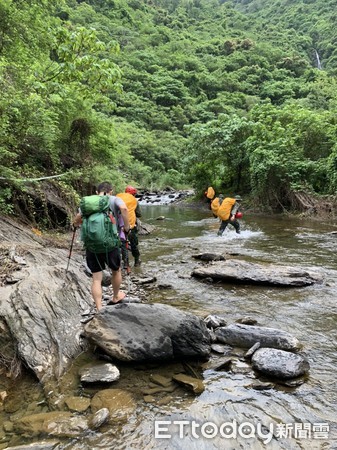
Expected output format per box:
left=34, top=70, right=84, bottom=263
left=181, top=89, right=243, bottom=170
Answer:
left=116, top=185, right=142, bottom=267
left=217, top=195, right=242, bottom=236
left=73, top=181, right=130, bottom=311
left=204, top=186, right=215, bottom=209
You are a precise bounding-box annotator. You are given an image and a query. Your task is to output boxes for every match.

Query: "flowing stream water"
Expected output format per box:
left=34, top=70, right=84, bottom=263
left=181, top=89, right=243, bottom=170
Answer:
left=1, top=205, right=337, bottom=449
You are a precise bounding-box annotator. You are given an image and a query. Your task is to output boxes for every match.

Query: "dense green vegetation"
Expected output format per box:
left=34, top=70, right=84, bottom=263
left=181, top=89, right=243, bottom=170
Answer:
left=1, top=0, right=336, bottom=226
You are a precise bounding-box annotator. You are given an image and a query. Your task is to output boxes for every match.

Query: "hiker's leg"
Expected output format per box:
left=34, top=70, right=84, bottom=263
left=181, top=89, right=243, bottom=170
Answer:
left=230, top=219, right=240, bottom=234
left=129, top=228, right=140, bottom=265
left=217, top=220, right=228, bottom=236
left=91, top=271, right=103, bottom=311
left=86, top=251, right=104, bottom=310
left=106, top=248, right=125, bottom=303
left=111, top=269, right=126, bottom=303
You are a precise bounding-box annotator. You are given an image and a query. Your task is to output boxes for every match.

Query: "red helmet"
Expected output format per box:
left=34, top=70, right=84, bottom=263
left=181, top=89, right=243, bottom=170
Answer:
left=235, top=212, right=243, bottom=219
left=125, top=185, right=137, bottom=195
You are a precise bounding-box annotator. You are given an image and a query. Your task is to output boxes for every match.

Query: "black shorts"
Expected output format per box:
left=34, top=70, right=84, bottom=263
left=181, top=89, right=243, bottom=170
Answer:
left=86, top=248, right=121, bottom=273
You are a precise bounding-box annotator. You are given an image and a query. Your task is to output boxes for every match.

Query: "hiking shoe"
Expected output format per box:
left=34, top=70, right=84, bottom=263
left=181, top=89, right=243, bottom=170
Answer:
left=134, top=259, right=141, bottom=267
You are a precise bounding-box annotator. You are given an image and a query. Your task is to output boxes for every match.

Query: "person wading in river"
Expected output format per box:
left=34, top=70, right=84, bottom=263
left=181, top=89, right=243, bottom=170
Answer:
left=216, top=195, right=242, bottom=236
left=73, top=181, right=130, bottom=311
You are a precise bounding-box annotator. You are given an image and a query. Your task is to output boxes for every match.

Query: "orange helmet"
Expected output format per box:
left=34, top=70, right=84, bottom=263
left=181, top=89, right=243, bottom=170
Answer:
left=125, top=185, right=137, bottom=195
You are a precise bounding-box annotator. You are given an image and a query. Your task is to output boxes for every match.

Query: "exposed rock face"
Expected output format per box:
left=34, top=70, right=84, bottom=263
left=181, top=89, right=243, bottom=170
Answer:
left=84, top=303, right=211, bottom=362
left=215, top=324, right=301, bottom=351
left=0, top=216, right=92, bottom=382
left=192, top=260, right=323, bottom=287
left=251, top=348, right=310, bottom=379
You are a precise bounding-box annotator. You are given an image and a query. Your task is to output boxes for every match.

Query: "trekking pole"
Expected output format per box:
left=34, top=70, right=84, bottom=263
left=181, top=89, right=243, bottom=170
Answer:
left=66, top=227, right=77, bottom=275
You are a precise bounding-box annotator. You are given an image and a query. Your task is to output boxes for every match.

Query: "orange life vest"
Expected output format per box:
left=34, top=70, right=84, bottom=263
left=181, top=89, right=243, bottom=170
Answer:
left=116, top=192, right=138, bottom=228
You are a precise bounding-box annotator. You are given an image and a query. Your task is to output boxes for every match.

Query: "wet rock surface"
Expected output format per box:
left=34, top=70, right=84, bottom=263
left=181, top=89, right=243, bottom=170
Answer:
left=13, top=411, right=89, bottom=438
left=0, top=217, right=92, bottom=382
left=79, top=363, right=120, bottom=384
left=90, top=389, right=136, bottom=423
left=172, top=374, right=205, bottom=394
left=215, top=323, right=301, bottom=351
left=3, top=441, right=61, bottom=450
left=192, top=259, right=324, bottom=287
left=84, top=303, right=211, bottom=362
left=251, top=348, right=310, bottom=379
left=192, top=253, right=226, bottom=262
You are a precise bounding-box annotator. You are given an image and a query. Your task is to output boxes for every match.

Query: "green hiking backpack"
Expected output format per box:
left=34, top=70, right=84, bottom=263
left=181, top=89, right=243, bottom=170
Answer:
left=79, top=195, right=119, bottom=254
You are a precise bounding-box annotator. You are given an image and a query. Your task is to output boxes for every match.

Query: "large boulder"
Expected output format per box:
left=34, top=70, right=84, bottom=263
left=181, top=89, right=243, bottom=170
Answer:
left=84, top=303, right=211, bottom=362
left=215, top=324, right=301, bottom=351
left=192, top=260, right=323, bottom=287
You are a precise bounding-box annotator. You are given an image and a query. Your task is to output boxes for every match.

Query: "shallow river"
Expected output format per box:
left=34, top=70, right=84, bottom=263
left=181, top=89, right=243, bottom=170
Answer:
left=1, top=205, right=337, bottom=449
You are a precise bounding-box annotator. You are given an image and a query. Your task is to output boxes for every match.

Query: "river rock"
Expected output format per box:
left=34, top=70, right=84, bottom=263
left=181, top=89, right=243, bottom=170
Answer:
left=149, top=374, right=172, bottom=387
left=137, top=219, right=156, bottom=235
left=88, top=408, right=110, bottom=429
left=203, top=356, right=233, bottom=372
left=192, top=260, right=323, bottom=287
left=230, top=359, right=252, bottom=374
left=172, top=374, right=205, bottom=394
left=251, top=348, right=310, bottom=379
left=13, top=411, right=89, bottom=438
left=64, top=396, right=91, bottom=413
left=211, top=344, right=229, bottom=354
left=204, top=315, right=227, bottom=329
left=236, top=317, right=258, bottom=325
left=192, top=253, right=226, bottom=261
left=215, top=324, right=301, bottom=351
left=79, top=363, right=120, bottom=383
left=2, top=441, right=61, bottom=450
left=90, top=389, right=135, bottom=423
left=84, top=303, right=211, bottom=362
left=244, top=342, right=261, bottom=359
left=248, top=381, right=275, bottom=391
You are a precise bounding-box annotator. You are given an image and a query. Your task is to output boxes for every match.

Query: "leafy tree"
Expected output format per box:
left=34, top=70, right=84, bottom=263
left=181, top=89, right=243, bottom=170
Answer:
left=184, top=114, right=251, bottom=192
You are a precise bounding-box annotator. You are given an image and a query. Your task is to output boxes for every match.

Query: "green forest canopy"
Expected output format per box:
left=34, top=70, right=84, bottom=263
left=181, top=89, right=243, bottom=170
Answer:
left=1, top=0, right=337, bottom=226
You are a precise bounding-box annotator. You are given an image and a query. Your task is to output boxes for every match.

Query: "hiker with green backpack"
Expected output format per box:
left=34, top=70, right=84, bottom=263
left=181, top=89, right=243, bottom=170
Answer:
left=73, top=181, right=130, bottom=311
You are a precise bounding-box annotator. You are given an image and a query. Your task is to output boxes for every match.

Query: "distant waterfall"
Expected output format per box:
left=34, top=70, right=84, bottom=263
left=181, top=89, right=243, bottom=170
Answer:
left=314, top=49, right=322, bottom=69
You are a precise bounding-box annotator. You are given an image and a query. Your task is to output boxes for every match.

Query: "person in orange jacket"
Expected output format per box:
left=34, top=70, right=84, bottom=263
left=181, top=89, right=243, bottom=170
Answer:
left=117, top=185, right=142, bottom=267
left=217, top=195, right=242, bottom=236
left=204, top=186, right=215, bottom=209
